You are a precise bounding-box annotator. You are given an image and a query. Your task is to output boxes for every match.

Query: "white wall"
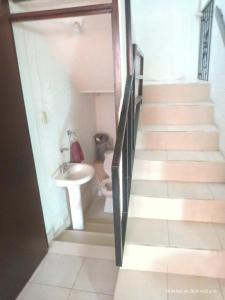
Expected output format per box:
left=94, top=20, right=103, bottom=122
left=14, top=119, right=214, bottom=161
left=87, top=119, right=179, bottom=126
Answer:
left=201, top=0, right=210, bottom=9
left=12, top=16, right=114, bottom=241
left=94, top=93, right=116, bottom=144
left=208, top=0, right=225, bottom=155
left=131, top=0, right=200, bottom=81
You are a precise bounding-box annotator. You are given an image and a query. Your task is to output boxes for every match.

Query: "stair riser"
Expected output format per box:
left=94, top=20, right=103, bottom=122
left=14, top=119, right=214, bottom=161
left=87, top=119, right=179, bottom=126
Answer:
left=129, top=196, right=225, bottom=223
left=133, top=160, right=225, bottom=183
left=50, top=241, right=115, bottom=260
left=123, top=245, right=225, bottom=279
left=136, top=131, right=219, bottom=150
left=140, top=105, right=213, bottom=125
left=143, top=83, right=210, bottom=102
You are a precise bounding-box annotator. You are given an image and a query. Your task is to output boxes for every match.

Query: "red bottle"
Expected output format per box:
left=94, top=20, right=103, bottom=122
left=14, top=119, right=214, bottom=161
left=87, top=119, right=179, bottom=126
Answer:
left=70, top=141, right=84, bottom=163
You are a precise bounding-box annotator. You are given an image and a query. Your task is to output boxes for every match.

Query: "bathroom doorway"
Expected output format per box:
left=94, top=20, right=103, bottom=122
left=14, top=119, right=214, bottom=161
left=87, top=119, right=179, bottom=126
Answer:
left=11, top=3, right=116, bottom=242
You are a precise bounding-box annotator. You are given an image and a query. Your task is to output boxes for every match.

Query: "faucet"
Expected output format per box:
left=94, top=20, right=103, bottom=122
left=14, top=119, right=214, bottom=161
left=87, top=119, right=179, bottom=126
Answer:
left=60, top=147, right=69, bottom=153
left=60, top=162, right=70, bottom=174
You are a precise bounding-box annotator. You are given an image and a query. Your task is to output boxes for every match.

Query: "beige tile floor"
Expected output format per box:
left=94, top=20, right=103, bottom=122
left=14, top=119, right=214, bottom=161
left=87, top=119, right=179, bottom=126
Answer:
left=114, top=270, right=225, bottom=300
left=17, top=254, right=118, bottom=300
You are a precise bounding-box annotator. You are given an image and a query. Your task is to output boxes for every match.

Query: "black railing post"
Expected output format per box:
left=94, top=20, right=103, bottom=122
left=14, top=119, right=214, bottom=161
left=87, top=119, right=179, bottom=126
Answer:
left=112, top=166, right=123, bottom=266
left=122, top=126, right=128, bottom=213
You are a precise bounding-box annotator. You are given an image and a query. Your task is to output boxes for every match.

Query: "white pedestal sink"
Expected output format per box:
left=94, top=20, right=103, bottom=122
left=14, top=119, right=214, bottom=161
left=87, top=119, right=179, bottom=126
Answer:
left=52, top=163, right=95, bottom=230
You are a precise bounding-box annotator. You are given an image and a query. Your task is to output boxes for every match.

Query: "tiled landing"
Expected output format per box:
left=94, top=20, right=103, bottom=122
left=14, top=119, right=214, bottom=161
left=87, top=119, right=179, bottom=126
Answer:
left=114, top=270, right=225, bottom=300
left=17, top=253, right=118, bottom=300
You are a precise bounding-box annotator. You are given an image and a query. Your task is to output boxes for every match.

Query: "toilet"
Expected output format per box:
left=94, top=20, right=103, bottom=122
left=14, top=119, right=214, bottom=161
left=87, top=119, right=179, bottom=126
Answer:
left=100, top=151, right=113, bottom=213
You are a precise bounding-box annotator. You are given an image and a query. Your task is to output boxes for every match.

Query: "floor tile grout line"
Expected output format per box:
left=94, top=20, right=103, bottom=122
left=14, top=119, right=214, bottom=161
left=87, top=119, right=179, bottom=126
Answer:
left=212, top=223, right=224, bottom=251
left=71, top=256, right=86, bottom=290
left=28, top=281, right=71, bottom=291
left=208, top=182, right=216, bottom=201
left=167, top=219, right=171, bottom=248
left=66, top=288, right=73, bottom=300
left=72, top=287, right=114, bottom=297
left=218, top=279, right=225, bottom=300
left=166, top=272, right=169, bottom=300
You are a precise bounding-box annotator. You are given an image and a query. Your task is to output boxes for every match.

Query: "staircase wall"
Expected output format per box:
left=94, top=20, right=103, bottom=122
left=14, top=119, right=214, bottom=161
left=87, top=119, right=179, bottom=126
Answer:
left=131, top=0, right=200, bottom=81
left=209, top=0, right=225, bottom=156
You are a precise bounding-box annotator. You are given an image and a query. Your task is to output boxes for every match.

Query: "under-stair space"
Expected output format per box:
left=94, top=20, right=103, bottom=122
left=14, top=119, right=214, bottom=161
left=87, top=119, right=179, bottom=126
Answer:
left=114, top=82, right=225, bottom=299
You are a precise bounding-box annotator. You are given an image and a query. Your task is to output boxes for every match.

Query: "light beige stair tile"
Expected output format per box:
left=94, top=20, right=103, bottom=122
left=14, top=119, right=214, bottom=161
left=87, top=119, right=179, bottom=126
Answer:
left=209, top=184, right=225, bottom=201
left=139, top=124, right=218, bottom=132
left=135, top=150, right=167, bottom=160
left=168, top=182, right=213, bottom=200
left=167, top=151, right=205, bottom=161
left=140, top=102, right=213, bottom=125
left=123, top=244, right=168, bottom=273
left=204, top=151, right=225, bottom=162
left=123, top=244, right=225, bottom=278
left=69, top=291, right=113, bottom=300
left=168, top=221, right=221, bottom=250
left=135, top=150, right=225, bottom=162
left=165, top=124, right=217, bottom=132
left=167, top=274, right=223, bottom=300
left=167, top=248, right=225, bottom=279
left=143, top=82, right=210, bottom=102
left=16, top=283, right=70, bottom=300
left=133, top=159, right=225, bottom=183
left=85, top=223, right=114, bottom=234
left=128, top=195, right=225, bottom=224
left=49, top=241, right=115, bottom=261
left=131, top=180, right=168, bottom=198
left=137, top=131, right=219, bottom=151
left=214, top=224, right=225, bottom=249
left=56, top=230, right=114, bottom=247
left=114, top=270, right=167, bottom=300
left=73, top=258, right=118, bottom=295
left=126, top=218, right=169, bottom=247
left=32, top=253, right=83, bottom=288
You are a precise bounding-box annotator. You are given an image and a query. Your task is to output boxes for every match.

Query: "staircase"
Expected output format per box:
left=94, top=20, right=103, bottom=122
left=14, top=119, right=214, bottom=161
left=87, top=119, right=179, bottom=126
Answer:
left=49, top=222, right=115, bottom=261
left=114, top=82, right=225, bottom=299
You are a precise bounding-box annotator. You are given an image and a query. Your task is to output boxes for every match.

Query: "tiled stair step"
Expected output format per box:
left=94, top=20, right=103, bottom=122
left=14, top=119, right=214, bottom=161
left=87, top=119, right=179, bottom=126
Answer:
left=114, top=270, right=225, bottom=300
left=136, top=125, right=219, bottom=150
left=140, top=102, right=214, bottom=125
left=143, top=82, right=210, bottom=102
left=85, top=222, right=114, bottom=234
left=133, top=150, right=225, bottom=183
left=130, top=180, right=225, bottom=223
left=122, top=218, right=225, bottom=278
left=49, top=230, right=115, bottom=260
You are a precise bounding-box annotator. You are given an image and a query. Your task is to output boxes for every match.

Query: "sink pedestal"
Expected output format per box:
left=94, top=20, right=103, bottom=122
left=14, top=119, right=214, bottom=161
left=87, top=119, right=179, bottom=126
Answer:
left=52, top=163, right=95, bottom=231
left=68, top=186, right=84, bottom=230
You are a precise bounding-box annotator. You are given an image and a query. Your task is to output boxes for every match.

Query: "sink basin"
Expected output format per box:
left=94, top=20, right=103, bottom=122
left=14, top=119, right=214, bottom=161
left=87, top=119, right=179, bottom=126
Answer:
left=53, top=163, right=95, bottom=187
left=52, top=163, right=95, bottom=230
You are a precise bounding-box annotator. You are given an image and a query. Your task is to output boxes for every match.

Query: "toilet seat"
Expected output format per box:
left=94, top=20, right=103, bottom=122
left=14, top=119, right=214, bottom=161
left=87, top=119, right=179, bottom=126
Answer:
left=100, top=151, right=113, bottom=214
left=100, top=178, right=112, bottom=196
left=103, top=152, right=113, bottom=177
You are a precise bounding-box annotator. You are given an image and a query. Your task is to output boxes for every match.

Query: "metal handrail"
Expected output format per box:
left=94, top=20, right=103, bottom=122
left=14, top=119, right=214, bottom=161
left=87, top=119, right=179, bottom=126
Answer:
left=112, top=44, right=144, bottom=266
